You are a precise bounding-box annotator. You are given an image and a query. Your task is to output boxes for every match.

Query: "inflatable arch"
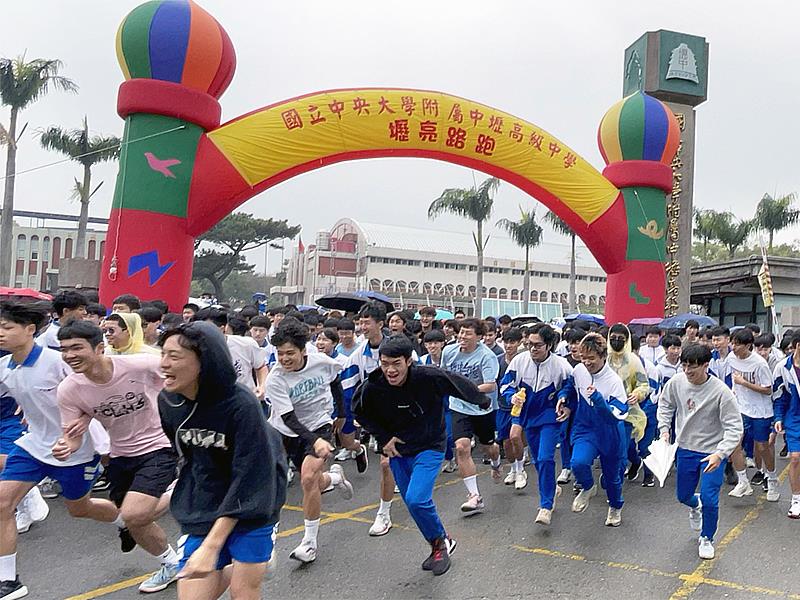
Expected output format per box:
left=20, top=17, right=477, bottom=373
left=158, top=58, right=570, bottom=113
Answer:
left=101, top=0, right=679, bottom=324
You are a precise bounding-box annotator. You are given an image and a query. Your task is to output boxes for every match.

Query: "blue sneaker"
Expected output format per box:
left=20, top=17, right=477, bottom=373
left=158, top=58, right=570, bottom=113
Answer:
left=138, top=563, right=179, bottom=594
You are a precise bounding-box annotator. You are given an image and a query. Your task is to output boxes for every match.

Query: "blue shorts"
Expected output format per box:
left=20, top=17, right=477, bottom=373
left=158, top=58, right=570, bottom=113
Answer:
left=0, top=418, right=25, bottom=455
left=784, top=429, right=800, bottom=453
left=0, top=445, right=100, bottom=500
left=496, top=409, right=513, bottom=442
left=742, top=415, right=773, bottom=443
left=178, top=523, right=276, bottom=570
left=341, top=397, right=356, bottom=435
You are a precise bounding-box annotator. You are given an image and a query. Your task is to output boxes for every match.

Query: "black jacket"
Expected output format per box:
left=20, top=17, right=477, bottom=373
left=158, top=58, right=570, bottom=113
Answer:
left=352, top=364, right=489, bottom=456
left=158, top=322, right=288, bottom=535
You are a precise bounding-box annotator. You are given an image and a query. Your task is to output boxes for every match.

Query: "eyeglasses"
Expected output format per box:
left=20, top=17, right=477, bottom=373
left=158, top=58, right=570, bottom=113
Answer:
left=529, top=342, right=547, bottom=350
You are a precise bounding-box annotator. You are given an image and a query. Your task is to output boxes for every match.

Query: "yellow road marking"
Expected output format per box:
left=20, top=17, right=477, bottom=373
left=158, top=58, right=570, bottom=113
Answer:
left=667, top=464, right=790, bottom=600
left=64, top=575, right=152, bottom=600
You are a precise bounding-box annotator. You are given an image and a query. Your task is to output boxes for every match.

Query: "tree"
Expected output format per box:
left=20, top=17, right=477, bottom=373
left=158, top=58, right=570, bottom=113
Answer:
left=754, top=192, right=799, bottom=251
left=712, top=212, right=753, bottom=258
left=545, top=211, right=577, bottom=313
left=428, top=177, right=500, bottom=317
left=0, top=55, right=77, bottom=286
left=192, top=212, right=300, bottom=301
left=39, top=117, right=120, bottom=257
left=693, top=208, right=723, bottom=263
left=496, top=207, right=543, bottom=313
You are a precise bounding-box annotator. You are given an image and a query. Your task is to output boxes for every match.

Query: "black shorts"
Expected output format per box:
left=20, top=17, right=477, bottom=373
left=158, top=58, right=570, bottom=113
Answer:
left=282, top=424, right=334, bottom=471
left=106, top=448, right=178, bottom=507
left=451, top=410, right=496, bottom=446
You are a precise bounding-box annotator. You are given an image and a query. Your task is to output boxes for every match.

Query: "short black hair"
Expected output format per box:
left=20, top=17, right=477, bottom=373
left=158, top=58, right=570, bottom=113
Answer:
left=701, top=329, right=714, bottom=340
left=388, top=311, right=408, bottom=324
left=444, top=319, right=460, bottom=332
left=790, top=333, right=800, bottom=351
left=731, top=328, right=754, bottom=346
left=645, top=326, right=662, bottom=336
left=423, top=329, right=446, bottom=343
left=528, top=323, right=557, bottom=348
left=161, top=313, right=183, bottom=330
left=337, top=318, right=355, bottom=332
left=630, top=335, right=640, bottom=352
left=86, top=302, right=107, bottom=318
left=250, top=315, right=271, bottom=329
left=502, top=327, right=523, bottom=343
left=459, top=318, right=486, bottom=336
left=285, top=310, right=304, bottom=321
left=498, top=314, right=512, bottom=325
left=484, top=315, right=497, bottom=325
left=270, top=317, right=309, bottom=350
left=454, top=309, right=466, bottom=318
left=112, top=293, right=141, bottom=310
left=239, top=305, right=259, bottom=320
left=685, top=319, right=700, bottom=330
left=484, top=320, right=497, bottom=333
left=358, top=301, right=386, bottom=324
left=419, top=306, right=437, bottom=317
left=226, top=316, right=249, bottom=336
left=318, top=327, right=339, bottom=345
left=147, top=299, right=169, bottom=314
left=710, top=326, right=730, bottom=338
left=580, top=332, right=607, bottom=357
left=323, top=318, right=340, bottom=329
left=105, top=313, right=127, bottom=330
left=182, top=303, right=199, bottom=313
left=197, top=307, right=228, bottom=328
left=379, top=335, right=414, bottom=359
left=53, top=290, right=87, bottom=317
left=57, top=320, right=103, bottom=348
left=303, top=313, right=319, bottom=327
left=753, top=334, right=772, bottom=348
left=137, top=306, right=163, bottom=324
left=680, top=343, right=712, bottom=366
left=0, top=302, right=49, bottom=329
left=609, top=323, right=629, bottom=338
left=744, top=322, right=761, bottom=334
left=661, top=334, right=682, bottom=349
left=565, top=329, right=586, bottom=344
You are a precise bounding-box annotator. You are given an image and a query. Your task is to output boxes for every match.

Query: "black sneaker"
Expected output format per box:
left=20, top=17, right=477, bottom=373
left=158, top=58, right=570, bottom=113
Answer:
left=119, top=527, right=137, bottom=553
left=724, top=462, right=737, bottom=486
left=422, top=536, right=456, bottom=570
left=641, top=473, right=655, bottom=487
left=780, top=443, right=789, bottom=458
left=0, top=576, right=28, bottom=599
left=93, top=473, right=111, bottom=492
left=626, top=459, right=642, bottom=482
left=355, top=447, right=369, bottom=474
left=751, top=471, right=765, bottom=486
left=429, top=537, right=453, bottom=576
left=762, top=477, right=769, bottom=493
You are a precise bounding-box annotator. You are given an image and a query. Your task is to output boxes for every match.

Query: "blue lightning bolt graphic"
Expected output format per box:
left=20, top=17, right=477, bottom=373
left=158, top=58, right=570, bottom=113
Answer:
left=128, top=251, right=175, bottom=286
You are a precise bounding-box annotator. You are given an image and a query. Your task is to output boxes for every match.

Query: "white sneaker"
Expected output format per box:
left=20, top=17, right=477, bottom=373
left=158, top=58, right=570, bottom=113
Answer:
left=264, top=523, right=278, bottom=580
left=329, top=464, right=353, bottom=499
left=15, top=509, right=32, bottom=534
left=334, top=447, right=355, bottom=461
left=746, top=457, right=756, bottom=469
left=289, top=540, right=317, bottom=563
left=557, top=468, right=572, bottom=484
left=368, top=437, right=379, bottom=453
left=369, top=512, right=392, bottom=536
left=766, top=479, right=780, bottom=502
left=688, top=496, right=702, bottom=532
left=523, top=447, right=531, bottom=466
left=535, top=508, right=552, bottom=525
left=698, top=536, right=715, bottom=559
left=442, top=459, right=457, bottom=473
left=572, top=484, right=597, bottom=513
left=138, top=562, right=180, bottom=593
left=788, top=500, right=800, bottom=519
left=503, top=469, right=516, bottom=485
left=460, top=493, right=485, bottom=515
left=287, top=467, right=295, bottom=486
left=605, top=507, right=622, bottom=527
left=514, top=470, right=528, bottom=490
left=23, top=486, right=49, bottom=523
left=728, top=480, right=754, bottom=498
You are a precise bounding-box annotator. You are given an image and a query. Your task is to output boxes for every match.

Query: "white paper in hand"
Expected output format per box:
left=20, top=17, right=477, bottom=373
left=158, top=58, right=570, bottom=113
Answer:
left=643, top=439, right=678, bottom=487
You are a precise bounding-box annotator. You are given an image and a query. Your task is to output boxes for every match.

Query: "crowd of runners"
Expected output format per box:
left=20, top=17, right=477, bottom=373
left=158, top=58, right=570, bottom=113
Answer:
left=1, top=290, right=798, bottom=599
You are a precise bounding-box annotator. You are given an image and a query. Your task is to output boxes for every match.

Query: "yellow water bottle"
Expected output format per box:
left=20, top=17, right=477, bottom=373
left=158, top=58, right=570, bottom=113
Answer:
left=511, top=389, right=526, bottom=417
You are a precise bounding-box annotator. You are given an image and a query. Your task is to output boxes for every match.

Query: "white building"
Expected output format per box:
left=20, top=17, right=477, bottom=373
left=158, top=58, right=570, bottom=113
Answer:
left=273, top=218, right=607, bottom=315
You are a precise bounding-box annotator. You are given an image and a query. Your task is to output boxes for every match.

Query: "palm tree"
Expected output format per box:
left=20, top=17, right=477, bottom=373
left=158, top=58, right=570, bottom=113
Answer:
left=0, top=56, right=77, bottom=285
left=545, top=212, right=577, bottom=313
left=429, top=177, right=500, bottom=317
left=713, top=212, right=753, bottom=258
left=754, top=192, right=799, bottom=252
left=497, top=207, right=543, bottom=313
left=39, top=117, right=120, bottom=257
left=693, top=208, right=723, bottom=263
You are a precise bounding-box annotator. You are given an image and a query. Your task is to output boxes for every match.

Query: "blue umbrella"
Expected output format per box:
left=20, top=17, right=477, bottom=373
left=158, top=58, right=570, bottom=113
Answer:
left=564, top=313, right=606, bottom=326
left=659, top=313, right=717, bottom=329
left=414, top=308, right=454, bottom=321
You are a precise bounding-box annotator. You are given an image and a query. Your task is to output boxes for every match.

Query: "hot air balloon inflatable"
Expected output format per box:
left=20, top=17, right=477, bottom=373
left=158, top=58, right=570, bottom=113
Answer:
left=101, top=0, right=680, bottom=324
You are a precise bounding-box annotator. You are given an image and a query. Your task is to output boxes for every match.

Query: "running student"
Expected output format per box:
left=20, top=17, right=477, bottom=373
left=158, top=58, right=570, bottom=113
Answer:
left=0, top=303, right=123, bottom=600
left=55, top=320, right=180, bottom=593
left=773, top=333, right=800, bottom=518
left=266, top=318, right=353, bottom=564
left=568, top=333, right=629, bottom=527
left=658, top=343, right=742, bottom=559
left=159, top=322, right=287, bottom=600
left=353, top=336, right=491, bottom=576
left=496, top=327, right=525, bottom=489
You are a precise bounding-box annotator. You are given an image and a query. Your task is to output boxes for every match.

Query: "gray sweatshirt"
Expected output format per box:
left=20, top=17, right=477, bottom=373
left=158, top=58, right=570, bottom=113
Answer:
left=657, top=372, right=743, bottom=458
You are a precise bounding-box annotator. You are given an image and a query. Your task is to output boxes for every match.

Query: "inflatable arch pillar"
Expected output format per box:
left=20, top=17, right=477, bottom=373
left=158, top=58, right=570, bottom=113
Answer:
left=101, top=0, right=679, bottom=324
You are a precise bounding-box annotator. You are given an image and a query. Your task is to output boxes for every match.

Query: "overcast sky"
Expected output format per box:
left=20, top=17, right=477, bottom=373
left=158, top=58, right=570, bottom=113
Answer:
left=4, top=1, right=799, bottom=274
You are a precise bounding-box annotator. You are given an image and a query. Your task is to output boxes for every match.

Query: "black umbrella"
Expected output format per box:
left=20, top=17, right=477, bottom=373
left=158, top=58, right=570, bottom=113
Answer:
left=315, top=291, right=394, bottom=313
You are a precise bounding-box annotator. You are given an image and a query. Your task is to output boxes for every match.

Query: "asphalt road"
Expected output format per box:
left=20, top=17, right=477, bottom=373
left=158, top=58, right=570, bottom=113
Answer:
left=14, top=450, right=800, bottom=600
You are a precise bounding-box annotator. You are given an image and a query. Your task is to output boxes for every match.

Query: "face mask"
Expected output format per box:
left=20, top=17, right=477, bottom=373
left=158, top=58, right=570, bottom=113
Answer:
left=610, top=338, right=626, bottom=352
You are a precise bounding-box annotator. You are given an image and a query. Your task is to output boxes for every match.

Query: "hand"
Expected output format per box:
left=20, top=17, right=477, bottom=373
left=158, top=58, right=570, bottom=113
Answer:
left=382, top=436, right=404, bottom=458
left=732, top=371, right=744, bottom=386
left=254, top=385, right=264, bottom=399
left=769, top=431, right=777, bottom=446
left=510, top=423, right=523, bottom=441
left=332, top=417, right=346, bottom=436
left=511, top=391, right=525, bottom=407
left=555, top=399, right=571, bottom=422
left=177, top=543, right=219, bottom=580
left=312, top=438, right=334, bottom=460
left=701, top=452, right=722, bottom=473
left=586, top=385, right=596, bottom=396
left=775, top=421, right=784, bottom=434
left=52, top=438, right=72, bottom=461
left=62, top=416, right=90, bottom=438
left=660, top=431, right=670, bottom=443
left=627, top=393, right=639, bottom=405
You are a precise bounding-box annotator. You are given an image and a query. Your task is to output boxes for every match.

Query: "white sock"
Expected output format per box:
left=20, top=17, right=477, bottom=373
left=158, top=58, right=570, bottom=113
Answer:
left=490, top=457, right=501, bottom=469
left=112, top=515, right=126, bottom=529
left=327, top=470, right=342, bottom=486
left=378, top=499, right=392, bottom=516
left=514, top=460, right=524, bottom=473
left=302, top=519, right=320, bottom=546
left=157, top=545, right=179, bottom=566
left=736, top=470, right=749, bottom=484
left=463, top=475, right=479, bottom=496
left=0, top=553, right=16, bottom=581
left=766, top=469, right=777, bottom=481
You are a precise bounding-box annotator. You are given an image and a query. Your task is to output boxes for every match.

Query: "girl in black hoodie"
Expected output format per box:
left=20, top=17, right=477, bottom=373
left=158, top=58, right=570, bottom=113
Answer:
left=158, top=322, right=287, bottom=600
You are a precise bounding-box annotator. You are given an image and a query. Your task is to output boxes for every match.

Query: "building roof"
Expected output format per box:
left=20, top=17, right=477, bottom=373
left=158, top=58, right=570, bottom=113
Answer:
left=351, top=219, right=600, bottom=268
